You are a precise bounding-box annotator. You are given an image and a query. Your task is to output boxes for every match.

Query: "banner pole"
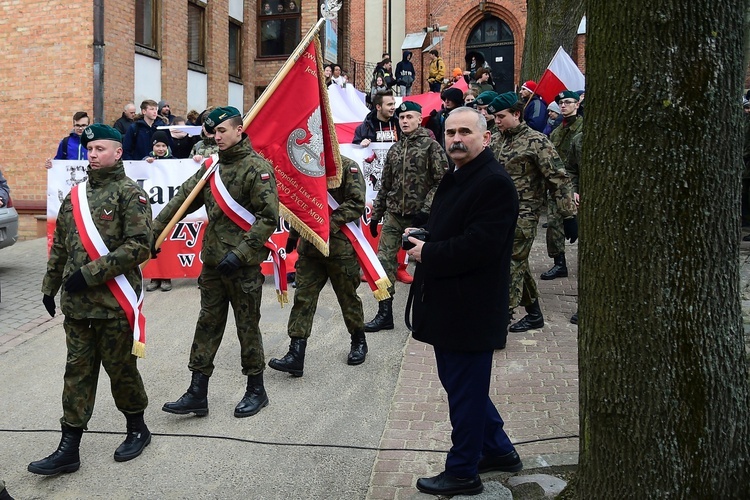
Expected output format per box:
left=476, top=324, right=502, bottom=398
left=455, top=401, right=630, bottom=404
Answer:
left=243, top=18, right=326, bottom=129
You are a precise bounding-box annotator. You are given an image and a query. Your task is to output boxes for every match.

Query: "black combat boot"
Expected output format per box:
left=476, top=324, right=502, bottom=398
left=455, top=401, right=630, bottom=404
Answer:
left=268, top=338, right=307, bottom=377
left=114, top=412, right=151, bottom=462
left=27, top=425, right=83, bottom=475
left=540, top=253, right=568, bottom=280
left=347, top=331, right=368, bottom=365
left=508, top=299, right=544, bottom=332
left=234, top=373, right=269, bottom=418
left=162, top=371, right=209, bottom=416
left=364, top=298, right=394, bottom=332
left=0, top=484, right=13, bottom=500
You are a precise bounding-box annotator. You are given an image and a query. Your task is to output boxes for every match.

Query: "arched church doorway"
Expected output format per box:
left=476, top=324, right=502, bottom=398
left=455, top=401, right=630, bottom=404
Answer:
left=466, top=16, right=515, bottom=93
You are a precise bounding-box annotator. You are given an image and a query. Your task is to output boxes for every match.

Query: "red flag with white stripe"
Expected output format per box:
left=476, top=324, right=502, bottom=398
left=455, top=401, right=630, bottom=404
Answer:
left=535, top=46, right=586, bottom=105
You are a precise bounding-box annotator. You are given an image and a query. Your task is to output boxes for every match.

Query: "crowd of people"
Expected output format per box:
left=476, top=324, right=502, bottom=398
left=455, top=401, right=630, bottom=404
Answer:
left=30, top=66, right=588, bottom=496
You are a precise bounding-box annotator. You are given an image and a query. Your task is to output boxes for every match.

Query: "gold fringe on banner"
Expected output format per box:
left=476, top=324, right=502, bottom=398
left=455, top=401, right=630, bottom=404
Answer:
left=374, top=277, right=392, bottom=301
left=277, top=290, right=289, bottom=305
left=279, top=202, right=330, bottom=256
left=131, top=341, right=146, bottom=359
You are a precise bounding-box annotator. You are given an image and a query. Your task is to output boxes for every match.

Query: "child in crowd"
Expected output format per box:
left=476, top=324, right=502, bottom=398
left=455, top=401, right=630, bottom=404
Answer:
left=144, top=130, right=173, bottom=292
left=168, top=116, right=199, bottom=159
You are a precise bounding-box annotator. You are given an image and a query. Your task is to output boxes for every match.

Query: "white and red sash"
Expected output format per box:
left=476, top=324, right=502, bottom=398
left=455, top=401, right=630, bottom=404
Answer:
left=70, top=182, right=147, bottom=358
left=328, top=193, right=391, bottom=301
left=206, top=156, right=288, bottom=304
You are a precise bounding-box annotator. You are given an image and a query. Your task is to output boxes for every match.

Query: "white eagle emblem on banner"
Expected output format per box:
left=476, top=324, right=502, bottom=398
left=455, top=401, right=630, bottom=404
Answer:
left=286, top=107, right=326, bottom=178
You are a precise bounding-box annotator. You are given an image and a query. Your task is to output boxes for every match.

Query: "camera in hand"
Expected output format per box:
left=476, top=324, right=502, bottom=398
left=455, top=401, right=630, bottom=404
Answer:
left=402, top=229, right=429, bottom=250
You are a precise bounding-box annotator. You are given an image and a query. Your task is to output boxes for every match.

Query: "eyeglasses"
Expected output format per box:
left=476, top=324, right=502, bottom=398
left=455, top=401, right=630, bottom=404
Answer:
left=559, top=100, right=578, bottom=106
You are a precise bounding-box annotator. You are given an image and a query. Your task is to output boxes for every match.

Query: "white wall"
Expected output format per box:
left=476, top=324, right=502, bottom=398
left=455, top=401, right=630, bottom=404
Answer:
left=229, top=0, right=243, bottom=22
left=364, top=0, right=384, bottom=64
left=134, top=54, right=161, bottom=105
left=391, top=0, right=405, bottom=59
left=187, top=70, right=208, bottom=114
left=228, top=82, right=244, bottom=114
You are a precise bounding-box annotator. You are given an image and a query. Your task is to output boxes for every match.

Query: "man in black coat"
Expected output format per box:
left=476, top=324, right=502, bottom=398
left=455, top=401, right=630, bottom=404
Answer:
left=404, top=107, right=522, bottom=496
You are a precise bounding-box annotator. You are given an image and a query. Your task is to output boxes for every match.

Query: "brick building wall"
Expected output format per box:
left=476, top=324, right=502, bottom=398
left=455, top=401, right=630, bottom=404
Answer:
left=0, top=0, right=93, bottom=238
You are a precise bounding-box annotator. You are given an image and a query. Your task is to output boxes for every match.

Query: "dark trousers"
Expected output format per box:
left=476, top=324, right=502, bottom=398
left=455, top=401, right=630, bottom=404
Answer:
left=433, top=347, right=515, bottom=477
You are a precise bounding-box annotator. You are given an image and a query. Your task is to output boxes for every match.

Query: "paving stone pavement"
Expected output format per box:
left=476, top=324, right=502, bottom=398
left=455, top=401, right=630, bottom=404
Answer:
left=2, top=226, right=749, bottom=499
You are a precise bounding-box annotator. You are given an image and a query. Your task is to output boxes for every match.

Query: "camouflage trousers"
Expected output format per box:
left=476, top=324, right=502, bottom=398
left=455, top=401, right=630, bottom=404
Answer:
left=545, top=196, right=566, bottom=258
left=61, top=317, right=148, bottom=429
left=377, top=212, right=412, bottom=296
left=189, top=265, right=265, bottom=377
left=509, top=217, right=541, bottom=311
left=288, top=252, right=364, bottom=339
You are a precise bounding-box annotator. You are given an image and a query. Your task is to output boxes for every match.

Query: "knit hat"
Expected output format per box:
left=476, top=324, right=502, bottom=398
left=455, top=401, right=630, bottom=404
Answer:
left=486, top=92, right=520, bottom=114
left=152, top=130, right=170, bottom=146
left=441, top=87, right=464, bottom=106
left=547, top=102, right=561, bottom=114
left=396, top=101, right=422, bottom=116
left=475, top=91, right=499, bottom=106
left=521, top=80, right=537, bottom=93
left=158, top=100, right=169, bottom=111
left=81, top=124, right=122, bottom=146
left=203, top=106, right=241, bottom=133
left=452, top=67, right=463, bottom=78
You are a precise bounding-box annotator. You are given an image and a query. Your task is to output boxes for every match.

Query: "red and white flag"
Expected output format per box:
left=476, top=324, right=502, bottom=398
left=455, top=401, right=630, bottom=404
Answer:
left=535, top=46, right=585, bottom=105
left=245, top=32, right=342, bottom=255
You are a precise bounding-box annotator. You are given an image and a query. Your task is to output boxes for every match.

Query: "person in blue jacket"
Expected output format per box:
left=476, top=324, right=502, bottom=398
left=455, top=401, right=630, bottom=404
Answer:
left=48, top=112, right=90, bottom=166
left=122, top=99, right=167, bottom=161
left=519, top=81, right=548, bottom=133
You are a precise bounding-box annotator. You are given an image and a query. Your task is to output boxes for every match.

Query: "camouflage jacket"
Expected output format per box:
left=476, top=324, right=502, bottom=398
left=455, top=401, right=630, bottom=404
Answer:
left=190, top=136, right=219, bottom=158
left=154, top=136, right=279, bottom=267
left=371, top=127, right=448, bottom=220
left=293, top=156, right=366, bottom=259
left=42, top=161, right=153, bottom=319
left=491, top=123, right=576, bottom=220
left=567, top=132, right=582, bottom=193
left=550, top=115, right=583, bottom=163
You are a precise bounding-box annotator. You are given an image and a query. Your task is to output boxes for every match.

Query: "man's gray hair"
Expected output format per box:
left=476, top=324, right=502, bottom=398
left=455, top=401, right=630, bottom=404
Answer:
left=124, top=103, right=136, bottom=111
left=448, top=106, right=487, bottom=132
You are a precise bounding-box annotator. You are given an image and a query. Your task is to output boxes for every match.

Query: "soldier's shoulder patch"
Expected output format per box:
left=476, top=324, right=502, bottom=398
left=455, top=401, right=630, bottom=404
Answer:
left=100, top=207, right=115, bottom=221
left=260, top=172, right=271, bottom=181
left=138, top=195, right=148, bottom=205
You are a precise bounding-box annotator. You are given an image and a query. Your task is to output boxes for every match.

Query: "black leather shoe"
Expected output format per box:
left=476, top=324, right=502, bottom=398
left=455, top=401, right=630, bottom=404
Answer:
left=347, top=331, right=368, bottom=365
left=478, top=450, right=523, bottom=473
left=234, top=374, right=269, bottom=418
left=28, top=425, right=83, bottom=476
left=570, top=312, right=578, bottom=324
left=268, top=338, right=306, bottom=377
left=540, top=254, right=568, bottom=280
left=509, top=314, right=544, bottom=332
left=364, top=298, right=394, bottom=332
left=114, top=412, right=151, bottom=462
left=162, top=371, right=209, bottom=416
left=416, top=471, right=483, bottom=496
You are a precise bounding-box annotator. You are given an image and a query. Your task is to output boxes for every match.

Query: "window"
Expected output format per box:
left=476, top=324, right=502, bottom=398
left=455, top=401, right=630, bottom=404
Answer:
left=258, top=1, right=301, bottom=58
left=229, top=20, right=242, bottom=78
left=135, top=0, right=159, bottom=51
left=188, top=1, right=206, bottom=66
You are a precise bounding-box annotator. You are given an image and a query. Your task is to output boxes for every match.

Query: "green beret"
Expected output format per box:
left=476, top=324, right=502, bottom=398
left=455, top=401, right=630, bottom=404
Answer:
left=475, top=91, right=499, bottom=106
left=81, top=124, right=122, bottom=146
left=554, top=90, right=580, bottom=103
left=396, top=101, right=422, bottom=116
left=203, top=106, right=241, bottom=133
left=486, top=92, right=520, bottom=114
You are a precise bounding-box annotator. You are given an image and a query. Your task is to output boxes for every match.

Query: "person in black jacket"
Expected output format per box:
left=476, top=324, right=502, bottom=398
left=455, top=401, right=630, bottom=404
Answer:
left=113, top=103, right=137, bottom=136
left=404, top=107, right=522, bottom=496
left=352, top=91, right=398, bottom=146
left=395, top=51, right=416, bottom=96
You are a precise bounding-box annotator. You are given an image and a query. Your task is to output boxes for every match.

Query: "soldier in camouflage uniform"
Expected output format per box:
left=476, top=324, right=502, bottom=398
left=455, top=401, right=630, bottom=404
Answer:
left=487, top=93, right=577, bottom=335
left=542, top=90, right=583, bottom=280
left=366, top=101, right=449, bottom=332
left=157, top=107, right=279, bottom=419
left=475, top=90, right=499, bottom=136
left=268, top=156, right=367, bottom=377
left=30, top=124, right=153, bottom=476
left=567, top=132, right=582, bottom=324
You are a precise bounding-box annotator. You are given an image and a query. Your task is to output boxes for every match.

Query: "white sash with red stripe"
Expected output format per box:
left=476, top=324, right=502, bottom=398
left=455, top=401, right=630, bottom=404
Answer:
left=207, top=159, right=288, bottom=303
left=328, top=193, right=391, bottom=301
left=70, top=182, right=147, bottom=358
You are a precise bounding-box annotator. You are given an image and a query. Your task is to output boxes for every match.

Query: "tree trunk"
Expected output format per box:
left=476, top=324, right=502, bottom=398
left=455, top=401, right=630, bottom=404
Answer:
left=520, top=0, right=585, bottom=82
left=564, top=0, right=750, bottom=497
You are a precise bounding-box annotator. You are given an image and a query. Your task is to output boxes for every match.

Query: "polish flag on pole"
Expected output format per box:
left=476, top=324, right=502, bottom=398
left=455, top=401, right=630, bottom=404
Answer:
left=535, top=46, right=585, bottom=105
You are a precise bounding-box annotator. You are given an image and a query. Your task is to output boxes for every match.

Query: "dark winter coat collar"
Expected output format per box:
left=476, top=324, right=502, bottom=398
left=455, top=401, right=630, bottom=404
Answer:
left=450, top=147, right=494, bottom=183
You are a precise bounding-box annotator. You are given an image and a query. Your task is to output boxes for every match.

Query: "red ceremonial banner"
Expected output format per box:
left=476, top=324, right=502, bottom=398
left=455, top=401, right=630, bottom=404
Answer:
left=245, top=35, right=341, bottom=255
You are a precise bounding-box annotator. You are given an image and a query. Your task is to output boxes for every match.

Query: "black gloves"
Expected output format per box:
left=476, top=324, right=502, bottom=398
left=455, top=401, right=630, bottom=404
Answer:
left=64, top=270, right=88, bottom=293
left=411, top=212, right=429, bottom=227
left=285, top=236, right=299, bottom=254
left=216, top=251, right=242, bottom=276
left=563, top=217, right=578, bottom=243
left=369, top=219, right=380, bottom=238
left=42, top=294, right=56, bottom=317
